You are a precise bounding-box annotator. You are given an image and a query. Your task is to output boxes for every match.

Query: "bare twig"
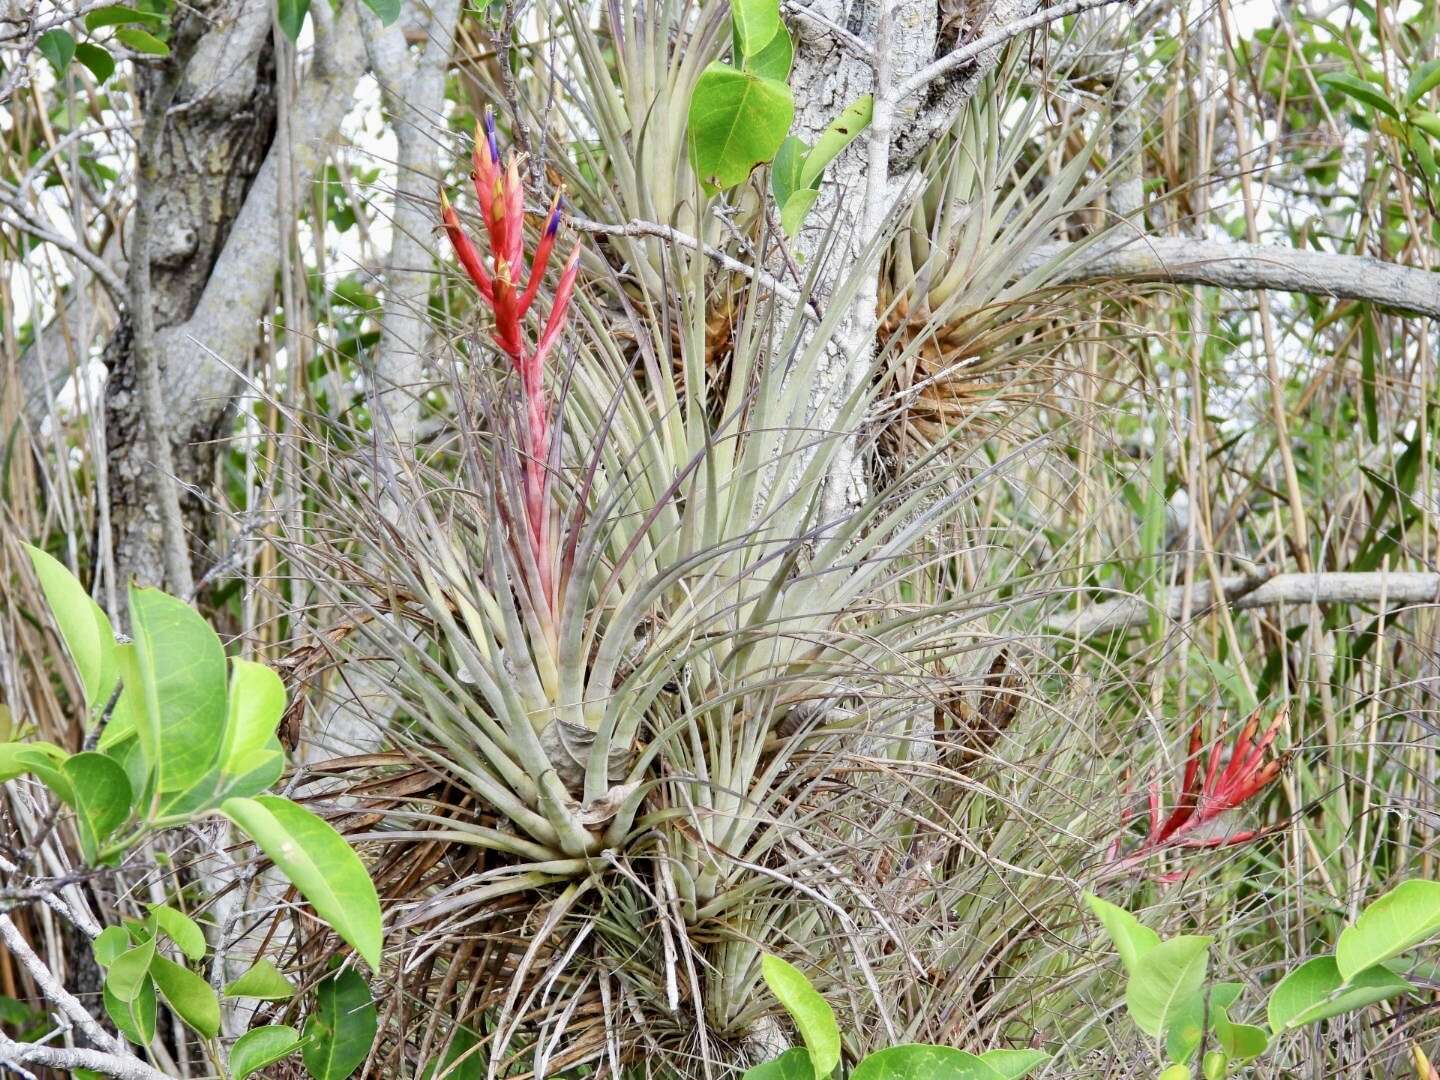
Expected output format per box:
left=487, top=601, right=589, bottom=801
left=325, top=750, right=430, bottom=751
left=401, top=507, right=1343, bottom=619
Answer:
left=1050, top=572, right=1440, bottom=636
left=564, top=212, right=820, bottom=318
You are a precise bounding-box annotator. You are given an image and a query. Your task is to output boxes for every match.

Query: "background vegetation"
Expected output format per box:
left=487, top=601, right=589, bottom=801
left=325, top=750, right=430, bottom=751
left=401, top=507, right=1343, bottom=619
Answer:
left=3, top=0, right=1440, bottom=1076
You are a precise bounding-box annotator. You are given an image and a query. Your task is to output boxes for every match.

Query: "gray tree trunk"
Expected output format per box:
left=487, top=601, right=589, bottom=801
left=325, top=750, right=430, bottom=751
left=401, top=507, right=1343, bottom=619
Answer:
left=102, top=0, right=278, bottom=591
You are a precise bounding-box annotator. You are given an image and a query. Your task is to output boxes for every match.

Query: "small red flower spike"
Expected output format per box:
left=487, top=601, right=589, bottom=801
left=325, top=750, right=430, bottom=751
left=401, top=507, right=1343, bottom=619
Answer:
left=441, top=108, right=581, bottom=615
left=1119, top=706, right=1289, bottom=866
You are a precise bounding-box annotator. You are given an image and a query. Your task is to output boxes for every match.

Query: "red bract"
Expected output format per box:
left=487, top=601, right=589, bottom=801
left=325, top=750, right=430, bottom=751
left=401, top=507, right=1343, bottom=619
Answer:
left=1119, top=707, right=1288, bottom=864
left=440, top=109, right=580, bottom=614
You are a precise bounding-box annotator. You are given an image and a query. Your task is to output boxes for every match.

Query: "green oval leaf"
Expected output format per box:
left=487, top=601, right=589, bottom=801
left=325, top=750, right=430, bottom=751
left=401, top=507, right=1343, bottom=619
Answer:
left=128, top=584, right=227, bottom=793
left=743, top=23, right=792, bottom=81
left=62, top=752, right=132, bottom=861
left=851, top=1045, right=1004, bottom=1080
left=1125, top=935, right=1212, bottom=1039
left=1084, top=893, right=1161, bottom=975
left=0, top=741, right=69, bottom=783
left=38, top=29, right=76, bottom=75
left=24, top=544, right=117, bottom=712
left=1267, top=955, right=1411, bottom=1032
left=93, top=925, right=130, bottom=968
left=151, top=954, right=219, bottom=1037
left=231, top=1024, right=304, bottom=1080
left=688, top=62, right=794, bottom=192
left=760, top=955, right=839, bottom=1080
left=103, top=975, right=156, bottom=1046
left=73, top=42, right=117, bottom=83
left=224, top=958, right=295, bottom=1000
left=1337, top=880, right=1440, bottom=979
left=301, top=968, right=378, bottom=1080
left=221, top=795, right=382, bottom=970
left=148, top=904, right=206, bottom=963
left=106, top=938, right=156, bottom=1003
left=730, top=0, right=780, bottom=57
left=114, top=26, right=170, bottom=56
left=84, top=4, right=164, bottom=30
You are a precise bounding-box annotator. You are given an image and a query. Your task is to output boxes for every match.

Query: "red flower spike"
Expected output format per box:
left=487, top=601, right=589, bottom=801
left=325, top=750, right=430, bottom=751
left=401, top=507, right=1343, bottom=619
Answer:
left=1118, top=706, right=1289, bottom=868
left=441, top=194, right=494, bottom=304
left=439, top=112, right=580, bottom=618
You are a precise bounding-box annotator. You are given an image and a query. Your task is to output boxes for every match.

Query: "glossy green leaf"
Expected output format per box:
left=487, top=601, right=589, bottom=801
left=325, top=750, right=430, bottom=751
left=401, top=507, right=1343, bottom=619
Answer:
left=221, top=795, right=381, bottom=969
left=1407, top=59, right=1440, bottom=105
left=0, top=741, right=68, bottom=783
left=1125, top=936, right=1212, bottom=1039
left=106, top=938, right=156, bottom=1003
left=151, top=954, right=219, bottom=1037
left=277, top=0, right=310, bottom=41
left=103, top=976, right=156, bottom=1046
left=93, top=925, right=130, bottom=968
left=38, top=29, right=76, bottom=75
left=851, top=1045, right=1004, bottom=1080
left=128, top=585, right=227, bottom=793
left=760, top=955, right=839, bottom=1080
left=115, top=27, right=170, bottom=56
left=688, top=63, right=794, bottom=192
left=730, top=0, right=780, bottom=57
left=224, top=660, right=286, bottom=765
left=1267, top=956, right=1411, bottom=1032
left=360, top=0, right=401, bottom=24
left=1085, top=893, right=1161, bottom=974
left=301, top=968, right=378, bottom=1080
left=84, top=4, right=164, bottom=30
left=148, top=904, right=206, bottom=963
left=1320, top=73, right=1400, bottom=119
left=743, top=23, right=792, bottom=81
left=24, top=544, right=117, bottom=711
left=62, top=752, right=131, bottom=861
left=1337, top=880, right=1440, bottom=979
left=770, top=135, right=821, bottom=235
left=1157, top=1066, right=1190, bottom=1080
left=743, top=1048, right=813, bottom=1080
left=168, top=658, right=288, bottom=812
left=799, top=95, right=873, bottom=188
left=977, top=1049, right=1049, bottom=1079
left=224, top=958, right=295, bottom=1000
left=73, top=43, right=116, bottom=83
left=230, top=1024, right=304, bottom=1080
left=779, top=188, right=822, bottom=236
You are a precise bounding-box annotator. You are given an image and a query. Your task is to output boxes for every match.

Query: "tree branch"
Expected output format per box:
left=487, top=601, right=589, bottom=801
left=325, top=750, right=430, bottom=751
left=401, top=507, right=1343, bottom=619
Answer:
left=896, top=0, right=1131, bottom=101
left=1023, top=234, right=1440, bottom=318
left=1050, top=571, right=1440, bottom=636
left=0, top=912, right=126, bottom=1055
left=0, top=1035, right=173, bottom=1080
